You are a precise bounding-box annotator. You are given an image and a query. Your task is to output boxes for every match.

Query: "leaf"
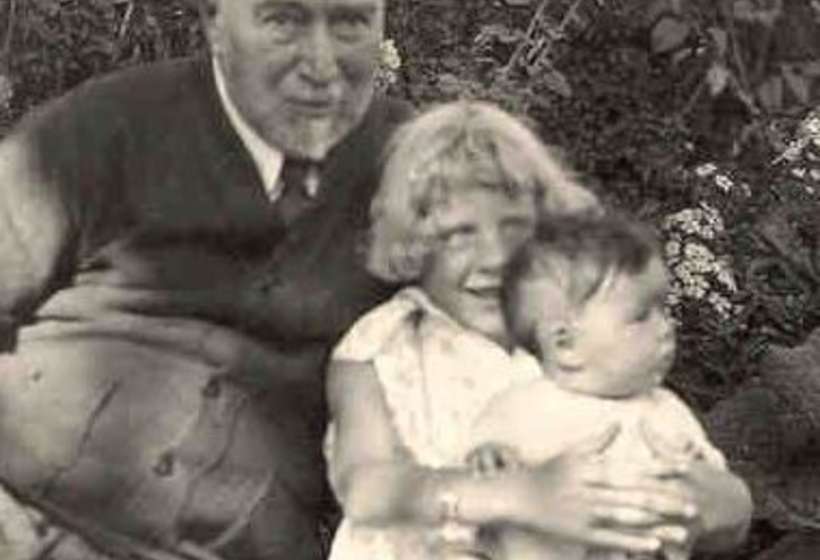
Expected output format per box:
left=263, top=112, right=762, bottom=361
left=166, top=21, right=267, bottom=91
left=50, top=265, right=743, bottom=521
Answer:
left=539, top=68, right=573, bottom=98
left=732, top=0, right=757, bottom=21
left=707, top=63, right=731, bottom=96
left=650, top=16, right=691, bottom=54
left=475, top=24, right=521, bottom=46
left=645, top=0, right=673, bottom=25
left=799, top=60, right=820, bottom=77
left=707, top=26, right=729, bottom=57
left=732, top=0, right=783, bottom=27
left=757, top=75, right=784, bottom=111
left=782, top=65, right=811, bottom=105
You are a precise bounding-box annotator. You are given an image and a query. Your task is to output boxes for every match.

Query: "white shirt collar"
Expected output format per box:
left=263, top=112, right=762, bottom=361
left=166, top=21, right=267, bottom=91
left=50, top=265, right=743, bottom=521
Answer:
left=212, top=58, right=285, bottom=201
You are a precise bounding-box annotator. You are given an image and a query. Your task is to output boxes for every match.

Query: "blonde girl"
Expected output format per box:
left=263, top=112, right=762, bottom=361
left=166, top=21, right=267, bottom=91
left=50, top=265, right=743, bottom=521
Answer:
left=324, top=101, right=751, bottom=560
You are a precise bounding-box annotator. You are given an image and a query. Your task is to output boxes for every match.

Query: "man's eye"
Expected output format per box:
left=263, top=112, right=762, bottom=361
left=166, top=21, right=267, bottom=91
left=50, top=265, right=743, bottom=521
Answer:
left=260, top=9, right=306, bottom=38
left=330, top=11, right=373, bottom=41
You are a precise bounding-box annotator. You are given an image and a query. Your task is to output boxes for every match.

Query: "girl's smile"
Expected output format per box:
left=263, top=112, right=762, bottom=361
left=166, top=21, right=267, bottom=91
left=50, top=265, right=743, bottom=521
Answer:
left=421, top=186, right=536, bottom=347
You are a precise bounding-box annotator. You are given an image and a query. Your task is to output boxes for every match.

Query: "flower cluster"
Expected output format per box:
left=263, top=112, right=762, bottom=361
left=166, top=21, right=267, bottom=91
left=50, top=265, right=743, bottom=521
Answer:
left=374, top=39, right=402, bottom=92
left=694, top=162, right=751, bottom=196
left=663, top=203, right=740, bottom=320
left=774, top=111, right=820, bottom=165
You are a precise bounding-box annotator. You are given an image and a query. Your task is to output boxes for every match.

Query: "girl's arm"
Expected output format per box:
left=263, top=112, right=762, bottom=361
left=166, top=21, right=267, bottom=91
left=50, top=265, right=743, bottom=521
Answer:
left=639, top=409, right=753, bottom=552
left=328, top=359, right=687, bottom=553
left=640, top=428, right=752, bottom=551
left=686, top=462, right=752, bottom=552
left=327, top=358, right=506, bottom=527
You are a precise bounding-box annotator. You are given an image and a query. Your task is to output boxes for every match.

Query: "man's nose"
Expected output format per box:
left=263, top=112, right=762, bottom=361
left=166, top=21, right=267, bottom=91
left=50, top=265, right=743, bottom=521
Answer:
left=300, top=24, right=341, bottom=86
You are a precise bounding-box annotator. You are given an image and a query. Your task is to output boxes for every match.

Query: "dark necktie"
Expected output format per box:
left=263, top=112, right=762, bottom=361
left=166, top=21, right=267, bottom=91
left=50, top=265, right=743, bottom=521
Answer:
left=274, top=158, right=320, bottom=227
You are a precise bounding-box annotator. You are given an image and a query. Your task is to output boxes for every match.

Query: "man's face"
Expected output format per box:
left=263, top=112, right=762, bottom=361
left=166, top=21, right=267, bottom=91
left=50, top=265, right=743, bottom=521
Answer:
left=207, top=0, right=384, bottom=159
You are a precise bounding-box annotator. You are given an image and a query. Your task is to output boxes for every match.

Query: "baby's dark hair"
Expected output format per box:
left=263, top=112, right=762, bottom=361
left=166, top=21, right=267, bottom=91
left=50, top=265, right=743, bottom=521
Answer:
left=502, top=212, right=662, bottom=357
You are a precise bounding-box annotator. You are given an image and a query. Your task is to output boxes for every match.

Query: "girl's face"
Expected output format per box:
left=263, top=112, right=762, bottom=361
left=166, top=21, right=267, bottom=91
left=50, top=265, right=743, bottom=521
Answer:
left=421, top=186, right=537, bottom=347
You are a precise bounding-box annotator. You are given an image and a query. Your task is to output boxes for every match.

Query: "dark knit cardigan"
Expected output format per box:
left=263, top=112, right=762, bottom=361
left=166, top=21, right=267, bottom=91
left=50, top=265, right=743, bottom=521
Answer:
left=0, top=56, right=411, bottom=558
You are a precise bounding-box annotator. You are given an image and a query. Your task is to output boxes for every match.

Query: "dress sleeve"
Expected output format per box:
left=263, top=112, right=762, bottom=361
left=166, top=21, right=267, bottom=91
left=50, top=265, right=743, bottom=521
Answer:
left=655, top=389, right=727, bottom=469
left=331, top=290, right=420, bottom=363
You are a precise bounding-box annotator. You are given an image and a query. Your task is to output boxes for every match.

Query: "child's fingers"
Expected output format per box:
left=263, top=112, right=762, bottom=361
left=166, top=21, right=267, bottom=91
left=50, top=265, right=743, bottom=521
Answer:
left=465, top=443, right=521, bottom=475
left=652, top=524, right=691, bottom=547
left=592, top=504, right=663, bottom=527
left=585, top=528, right=661, bottom=554
left=587, top=487, right=698, bottom=522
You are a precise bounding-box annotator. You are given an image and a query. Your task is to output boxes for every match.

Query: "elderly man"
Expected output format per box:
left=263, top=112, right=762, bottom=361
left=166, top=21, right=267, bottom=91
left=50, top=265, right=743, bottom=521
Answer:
left=0, top=0, right=409, bottom=558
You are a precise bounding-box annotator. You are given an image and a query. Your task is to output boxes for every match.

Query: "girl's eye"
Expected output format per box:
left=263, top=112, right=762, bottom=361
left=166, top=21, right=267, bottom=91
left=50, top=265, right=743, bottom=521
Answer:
left=439, top=227, right=476, bottom=249
left=499, top=220, right=534, bottom=245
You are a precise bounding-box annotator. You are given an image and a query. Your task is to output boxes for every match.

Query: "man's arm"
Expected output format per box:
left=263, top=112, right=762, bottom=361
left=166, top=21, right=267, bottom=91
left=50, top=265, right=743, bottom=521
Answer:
left=0, top=104, right=84, bottom=349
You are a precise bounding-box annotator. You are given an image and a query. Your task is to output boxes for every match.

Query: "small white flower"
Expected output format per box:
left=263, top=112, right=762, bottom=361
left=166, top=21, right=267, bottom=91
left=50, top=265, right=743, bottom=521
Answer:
left=714, top=174, right=734, bottom=193
left=380, top=39, right=402, bottom=71
left=695, top=163, right=718, bottom=177
left=665, top=240, right=681, bottom=257
left=792, top=168, right=808, bottom=179
left=804, top=117, right=820, bottom=137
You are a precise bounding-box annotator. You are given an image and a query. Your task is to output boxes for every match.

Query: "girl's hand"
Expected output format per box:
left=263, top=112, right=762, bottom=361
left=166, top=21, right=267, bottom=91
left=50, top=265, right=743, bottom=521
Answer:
left=507, top=423, right=694, bottom=554
left=640, top=421, right=753, bottom=552
left=465, top=442, right=522, bottom=476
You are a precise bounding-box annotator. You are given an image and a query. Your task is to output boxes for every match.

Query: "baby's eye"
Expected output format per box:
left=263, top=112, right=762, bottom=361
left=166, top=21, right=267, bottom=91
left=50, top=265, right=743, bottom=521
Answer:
left=631, top=307, right=651, bottom=322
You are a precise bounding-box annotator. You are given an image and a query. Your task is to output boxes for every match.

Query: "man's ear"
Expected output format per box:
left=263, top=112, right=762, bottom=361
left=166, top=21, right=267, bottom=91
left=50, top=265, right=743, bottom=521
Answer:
left=199, top=0, right=224, bottom=51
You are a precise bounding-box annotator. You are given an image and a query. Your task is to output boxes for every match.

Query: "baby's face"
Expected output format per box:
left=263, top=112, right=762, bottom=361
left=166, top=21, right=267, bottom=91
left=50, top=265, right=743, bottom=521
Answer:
left=541, top=257, right=676, bottom=398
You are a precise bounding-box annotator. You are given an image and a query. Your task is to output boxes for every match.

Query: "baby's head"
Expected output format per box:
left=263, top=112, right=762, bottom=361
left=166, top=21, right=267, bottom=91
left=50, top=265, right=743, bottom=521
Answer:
left=366, top=101, right=598, bottom=346
left=502, top=213, right=675, bottom=398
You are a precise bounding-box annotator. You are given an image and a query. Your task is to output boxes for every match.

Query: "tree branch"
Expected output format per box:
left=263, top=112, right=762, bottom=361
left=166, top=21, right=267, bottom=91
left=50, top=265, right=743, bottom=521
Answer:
left=1, top=0, right=18, bottom=69
left=501, top=0, right=552, bottom=77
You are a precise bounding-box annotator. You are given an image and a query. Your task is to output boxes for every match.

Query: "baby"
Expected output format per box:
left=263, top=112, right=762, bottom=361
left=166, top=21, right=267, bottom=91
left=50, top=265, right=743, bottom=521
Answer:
left=469, top=213, right=728, bottom=560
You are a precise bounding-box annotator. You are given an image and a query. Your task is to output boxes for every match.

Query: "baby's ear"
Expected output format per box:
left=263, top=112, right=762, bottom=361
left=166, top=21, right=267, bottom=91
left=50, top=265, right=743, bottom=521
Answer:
left=543, top=321, right=585, bottom=371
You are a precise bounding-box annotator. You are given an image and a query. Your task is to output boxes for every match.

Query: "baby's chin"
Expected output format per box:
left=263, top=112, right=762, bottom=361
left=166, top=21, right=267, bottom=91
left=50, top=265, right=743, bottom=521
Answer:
left=557, top=377, right=663, bottom=399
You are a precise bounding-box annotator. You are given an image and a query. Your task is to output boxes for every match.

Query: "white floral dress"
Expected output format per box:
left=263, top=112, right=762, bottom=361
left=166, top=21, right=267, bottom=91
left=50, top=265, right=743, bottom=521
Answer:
left=325, top=287, right=541, bottom=560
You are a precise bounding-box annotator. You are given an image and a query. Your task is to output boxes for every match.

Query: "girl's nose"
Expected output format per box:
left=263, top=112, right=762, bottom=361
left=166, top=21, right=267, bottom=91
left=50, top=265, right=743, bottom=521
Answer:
left=476, top=232, right=507, bottom=273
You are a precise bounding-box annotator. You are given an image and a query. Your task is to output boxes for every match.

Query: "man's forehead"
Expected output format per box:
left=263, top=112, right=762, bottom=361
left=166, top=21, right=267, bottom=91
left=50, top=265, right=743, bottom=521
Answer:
left=240, top=0, right=384, bottom=10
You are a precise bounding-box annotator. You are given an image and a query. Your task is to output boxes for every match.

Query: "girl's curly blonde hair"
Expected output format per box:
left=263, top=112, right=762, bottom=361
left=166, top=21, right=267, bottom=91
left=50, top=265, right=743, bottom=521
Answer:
left=367, top=101, right=600, bottom=283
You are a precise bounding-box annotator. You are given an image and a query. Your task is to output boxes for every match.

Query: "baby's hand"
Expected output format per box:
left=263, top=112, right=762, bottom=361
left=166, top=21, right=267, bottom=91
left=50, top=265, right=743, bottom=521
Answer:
left=465, top=442, right=522, bottom=476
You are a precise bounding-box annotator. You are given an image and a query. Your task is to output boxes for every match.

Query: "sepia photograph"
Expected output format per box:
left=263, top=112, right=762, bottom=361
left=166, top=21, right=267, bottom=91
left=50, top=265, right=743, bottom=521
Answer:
left=0, top=0, right=818, bottom=558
